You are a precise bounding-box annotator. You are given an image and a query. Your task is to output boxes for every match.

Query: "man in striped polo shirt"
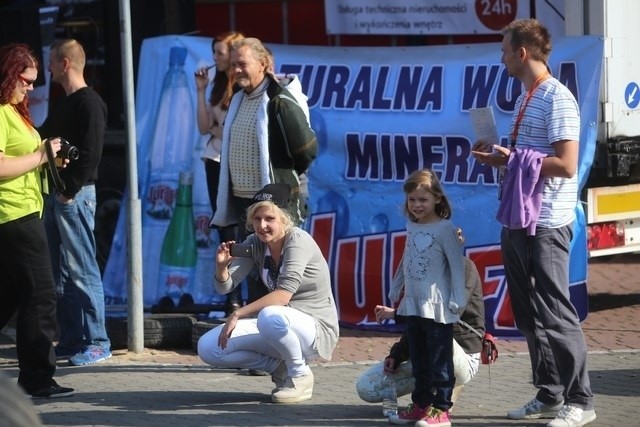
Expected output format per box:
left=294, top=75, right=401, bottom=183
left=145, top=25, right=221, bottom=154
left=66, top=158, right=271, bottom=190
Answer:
left=471, top=18, right=595, bottom=427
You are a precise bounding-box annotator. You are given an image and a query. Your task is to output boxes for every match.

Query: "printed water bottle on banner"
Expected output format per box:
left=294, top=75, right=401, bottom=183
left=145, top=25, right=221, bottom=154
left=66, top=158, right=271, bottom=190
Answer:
left=381, top=374, right=398, bottom=417
left=158, top=171, right=197, bottom=304
left=141, top=45, right=196, bottom=305
left=191, top=134, right=223, bottom=305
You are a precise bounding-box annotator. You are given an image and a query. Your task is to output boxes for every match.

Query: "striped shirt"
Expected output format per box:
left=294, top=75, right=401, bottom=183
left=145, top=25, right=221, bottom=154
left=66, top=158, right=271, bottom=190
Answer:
left=509, top=78, right=580, bottom=228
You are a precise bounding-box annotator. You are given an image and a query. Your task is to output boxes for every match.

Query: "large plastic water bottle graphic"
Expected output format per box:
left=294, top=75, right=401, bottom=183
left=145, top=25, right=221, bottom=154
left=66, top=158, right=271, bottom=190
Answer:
left=316, top=190, right=350, bottom=238
left=157, top=171, right=197, bottom=304
left=142, top=46, right=196, bottom=305
left=191, top=135, right=223, bottom=304
left=309, top=108, right=327, bottom=154
left=369, top=213, right=389, bottom=233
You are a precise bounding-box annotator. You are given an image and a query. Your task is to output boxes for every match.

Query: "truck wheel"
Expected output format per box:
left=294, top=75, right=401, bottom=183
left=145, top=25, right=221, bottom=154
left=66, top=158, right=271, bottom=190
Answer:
left=107, top=314, right=197, bottom=350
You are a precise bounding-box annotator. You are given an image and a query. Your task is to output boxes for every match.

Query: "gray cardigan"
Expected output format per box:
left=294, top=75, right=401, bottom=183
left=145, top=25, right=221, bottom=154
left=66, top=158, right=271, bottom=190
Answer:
left=215, top=227, right=339, bottom=361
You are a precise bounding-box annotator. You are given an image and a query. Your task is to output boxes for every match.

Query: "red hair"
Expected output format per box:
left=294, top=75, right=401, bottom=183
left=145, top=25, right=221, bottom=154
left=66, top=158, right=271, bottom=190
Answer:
left=209, top=31, right=245, bottom=110
left=0, top=43, right=38, bottom=126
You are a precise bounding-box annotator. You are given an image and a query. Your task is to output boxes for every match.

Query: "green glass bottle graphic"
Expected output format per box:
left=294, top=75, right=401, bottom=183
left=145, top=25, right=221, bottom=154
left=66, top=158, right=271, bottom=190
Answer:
left=157, top=171, right=197, bottom=304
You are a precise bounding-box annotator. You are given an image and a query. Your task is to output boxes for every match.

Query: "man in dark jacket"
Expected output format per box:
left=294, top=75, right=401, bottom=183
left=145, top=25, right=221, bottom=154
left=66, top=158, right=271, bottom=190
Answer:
left=356, top=257, right=485, bottom=406
left=40, top=39, right=111, bottom=366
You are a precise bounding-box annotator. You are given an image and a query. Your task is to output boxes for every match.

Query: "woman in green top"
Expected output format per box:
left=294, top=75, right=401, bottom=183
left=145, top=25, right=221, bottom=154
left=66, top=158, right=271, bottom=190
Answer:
left=0, top=43, right=73, bottom=398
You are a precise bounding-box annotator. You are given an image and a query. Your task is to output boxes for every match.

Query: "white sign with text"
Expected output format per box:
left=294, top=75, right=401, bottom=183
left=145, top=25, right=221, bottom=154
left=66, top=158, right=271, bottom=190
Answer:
left=324, top=0, right=531, bottom=35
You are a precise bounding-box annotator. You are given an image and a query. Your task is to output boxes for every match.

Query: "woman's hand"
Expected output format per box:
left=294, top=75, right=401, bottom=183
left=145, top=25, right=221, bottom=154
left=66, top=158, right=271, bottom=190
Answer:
left=216, top=240, right=235, bottom=264
left=374, top=305, right=395, bottom=324
left=38, top=137, right=60, bottom=166
left=194, top=66, right=211, bottom=91
left=39, top=137, right=70, bottom=168
left=215, top=241, right=236, bottom=282
left=217, top=313, right=238, bottom=349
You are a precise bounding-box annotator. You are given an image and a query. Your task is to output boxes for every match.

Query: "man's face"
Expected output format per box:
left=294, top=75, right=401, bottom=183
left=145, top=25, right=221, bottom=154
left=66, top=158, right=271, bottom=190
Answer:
left=501, top=32, right=521, bottom=78
left=48, top=50, right=65, bottom=84
left=230, top=45, right=266, bottom=93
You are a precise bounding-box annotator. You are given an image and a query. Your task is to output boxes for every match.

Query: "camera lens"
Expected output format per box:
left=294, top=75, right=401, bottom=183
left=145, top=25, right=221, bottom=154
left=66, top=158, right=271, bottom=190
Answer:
left=58, top=141, right=79, bottom=161
left=66, top=145, right=80, bottom=160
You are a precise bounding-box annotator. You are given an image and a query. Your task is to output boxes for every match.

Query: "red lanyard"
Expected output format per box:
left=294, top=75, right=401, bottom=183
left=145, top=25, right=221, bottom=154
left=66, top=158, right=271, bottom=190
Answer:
left=510, top=72, right=550, bottom=147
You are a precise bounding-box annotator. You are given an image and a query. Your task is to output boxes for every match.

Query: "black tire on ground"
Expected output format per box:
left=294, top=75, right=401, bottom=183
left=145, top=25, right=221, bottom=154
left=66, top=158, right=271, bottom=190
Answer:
left=106, top=314, right=197, bottom=350
left=191, top=319, right=224, bottom=351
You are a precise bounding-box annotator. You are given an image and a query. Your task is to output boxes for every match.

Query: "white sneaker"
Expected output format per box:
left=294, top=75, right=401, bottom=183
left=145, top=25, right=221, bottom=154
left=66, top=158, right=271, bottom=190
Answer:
left=271, top=371, right=314, bottom=403
left=547, top=405, right=596, bottom=427
left=507, top=398, right=564, bottom=419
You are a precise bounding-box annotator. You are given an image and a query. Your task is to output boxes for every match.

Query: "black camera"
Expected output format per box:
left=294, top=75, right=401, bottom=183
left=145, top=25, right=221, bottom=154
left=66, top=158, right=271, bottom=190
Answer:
left=58, top=138, right=79, bottom=161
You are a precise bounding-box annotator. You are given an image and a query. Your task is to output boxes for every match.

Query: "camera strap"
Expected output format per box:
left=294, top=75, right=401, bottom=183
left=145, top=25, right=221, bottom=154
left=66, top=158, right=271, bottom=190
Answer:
left=44, top=138, right=67, bottom=193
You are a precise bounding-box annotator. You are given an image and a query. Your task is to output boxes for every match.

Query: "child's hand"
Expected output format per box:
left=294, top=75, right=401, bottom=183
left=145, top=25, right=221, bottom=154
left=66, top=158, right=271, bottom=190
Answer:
left=448, top=301, right=462, bottom=314
left=374, top=305, right=395, bottom=323
left=383, top=357, right=397, bottom=375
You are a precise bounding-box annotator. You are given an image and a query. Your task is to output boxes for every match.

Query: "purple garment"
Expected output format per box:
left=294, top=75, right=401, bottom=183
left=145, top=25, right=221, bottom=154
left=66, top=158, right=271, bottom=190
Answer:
left=496, top=148, right=547, bottom=236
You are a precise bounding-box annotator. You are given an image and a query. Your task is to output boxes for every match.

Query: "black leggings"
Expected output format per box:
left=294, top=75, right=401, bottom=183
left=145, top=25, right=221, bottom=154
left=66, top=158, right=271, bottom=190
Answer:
left=204, top=159, right=241, bottom=305
left=0, top=213, right=58, bottom=392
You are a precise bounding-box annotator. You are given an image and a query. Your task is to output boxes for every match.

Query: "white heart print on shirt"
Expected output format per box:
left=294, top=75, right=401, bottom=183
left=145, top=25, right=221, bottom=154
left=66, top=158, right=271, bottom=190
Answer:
left=412, top=231, right=434, bottom=252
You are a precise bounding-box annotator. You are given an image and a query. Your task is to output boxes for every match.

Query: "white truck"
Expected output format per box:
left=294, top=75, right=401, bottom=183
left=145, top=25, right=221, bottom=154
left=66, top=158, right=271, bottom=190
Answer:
left=563, top=0, right=640, bottom=257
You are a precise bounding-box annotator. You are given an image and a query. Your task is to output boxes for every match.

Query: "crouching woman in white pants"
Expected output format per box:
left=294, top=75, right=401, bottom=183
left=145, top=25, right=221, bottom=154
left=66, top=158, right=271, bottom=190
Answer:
left=197, top=184, right=339, bottom=404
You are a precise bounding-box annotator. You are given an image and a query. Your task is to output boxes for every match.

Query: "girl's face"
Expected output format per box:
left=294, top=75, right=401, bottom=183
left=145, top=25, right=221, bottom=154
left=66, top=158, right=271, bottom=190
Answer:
left=407, top=187, right=441, bottom=224
left=252, top=205, right=285, bottom=244
left=11, top=67, right=37, bottom=104
left=213, top=41, right=230, bottom=72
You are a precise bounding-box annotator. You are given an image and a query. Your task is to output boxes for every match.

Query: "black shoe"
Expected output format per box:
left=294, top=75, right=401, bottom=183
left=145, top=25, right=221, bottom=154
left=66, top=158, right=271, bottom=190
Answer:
left=29, top=383, right=75, bottom=399
left=156, top=296, right=175, bottom=309
left=177, top=293, right=194, bottom=307
left=247, top=368, right=269, bottom=376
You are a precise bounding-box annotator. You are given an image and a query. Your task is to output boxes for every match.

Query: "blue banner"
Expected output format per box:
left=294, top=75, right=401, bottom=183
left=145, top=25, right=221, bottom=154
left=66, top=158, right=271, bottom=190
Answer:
left=103, top=35, right=603, bottom=337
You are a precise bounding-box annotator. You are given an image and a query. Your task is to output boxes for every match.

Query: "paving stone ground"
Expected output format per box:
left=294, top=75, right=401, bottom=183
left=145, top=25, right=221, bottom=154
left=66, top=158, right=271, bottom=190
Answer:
left=1, top=253, right=638, bottom=426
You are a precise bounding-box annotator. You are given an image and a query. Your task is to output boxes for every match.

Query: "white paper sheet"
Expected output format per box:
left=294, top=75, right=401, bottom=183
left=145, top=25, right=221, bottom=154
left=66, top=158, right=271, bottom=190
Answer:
left=469, top=107, right=500, bottom=146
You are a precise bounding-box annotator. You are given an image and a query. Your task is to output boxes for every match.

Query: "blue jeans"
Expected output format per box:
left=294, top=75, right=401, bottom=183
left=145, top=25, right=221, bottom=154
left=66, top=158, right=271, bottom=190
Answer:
left=406, top=316, right=454, bottom=411
left=44, top=185, right=110, bottom=351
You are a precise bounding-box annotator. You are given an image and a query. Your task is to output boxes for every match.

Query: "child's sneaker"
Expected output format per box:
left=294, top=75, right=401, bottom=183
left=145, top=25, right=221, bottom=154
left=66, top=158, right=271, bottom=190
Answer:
left=389, top=403, right=430, bottom=424
left=415, top=407, right=451, bottom=427
left=547, top=405, right=596, bottom=427
left=69, top=345, right=112, bottom=366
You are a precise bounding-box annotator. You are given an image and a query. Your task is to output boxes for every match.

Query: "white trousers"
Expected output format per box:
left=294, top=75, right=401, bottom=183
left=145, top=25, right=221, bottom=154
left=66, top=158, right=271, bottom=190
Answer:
left=355, top=338, right=480, bottom=403
left=197, top=305, right=318, bottom=378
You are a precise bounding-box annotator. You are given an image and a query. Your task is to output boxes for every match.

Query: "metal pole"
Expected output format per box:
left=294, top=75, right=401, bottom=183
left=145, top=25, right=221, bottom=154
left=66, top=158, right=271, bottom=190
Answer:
left=118, top=0, right=144, bottom=353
